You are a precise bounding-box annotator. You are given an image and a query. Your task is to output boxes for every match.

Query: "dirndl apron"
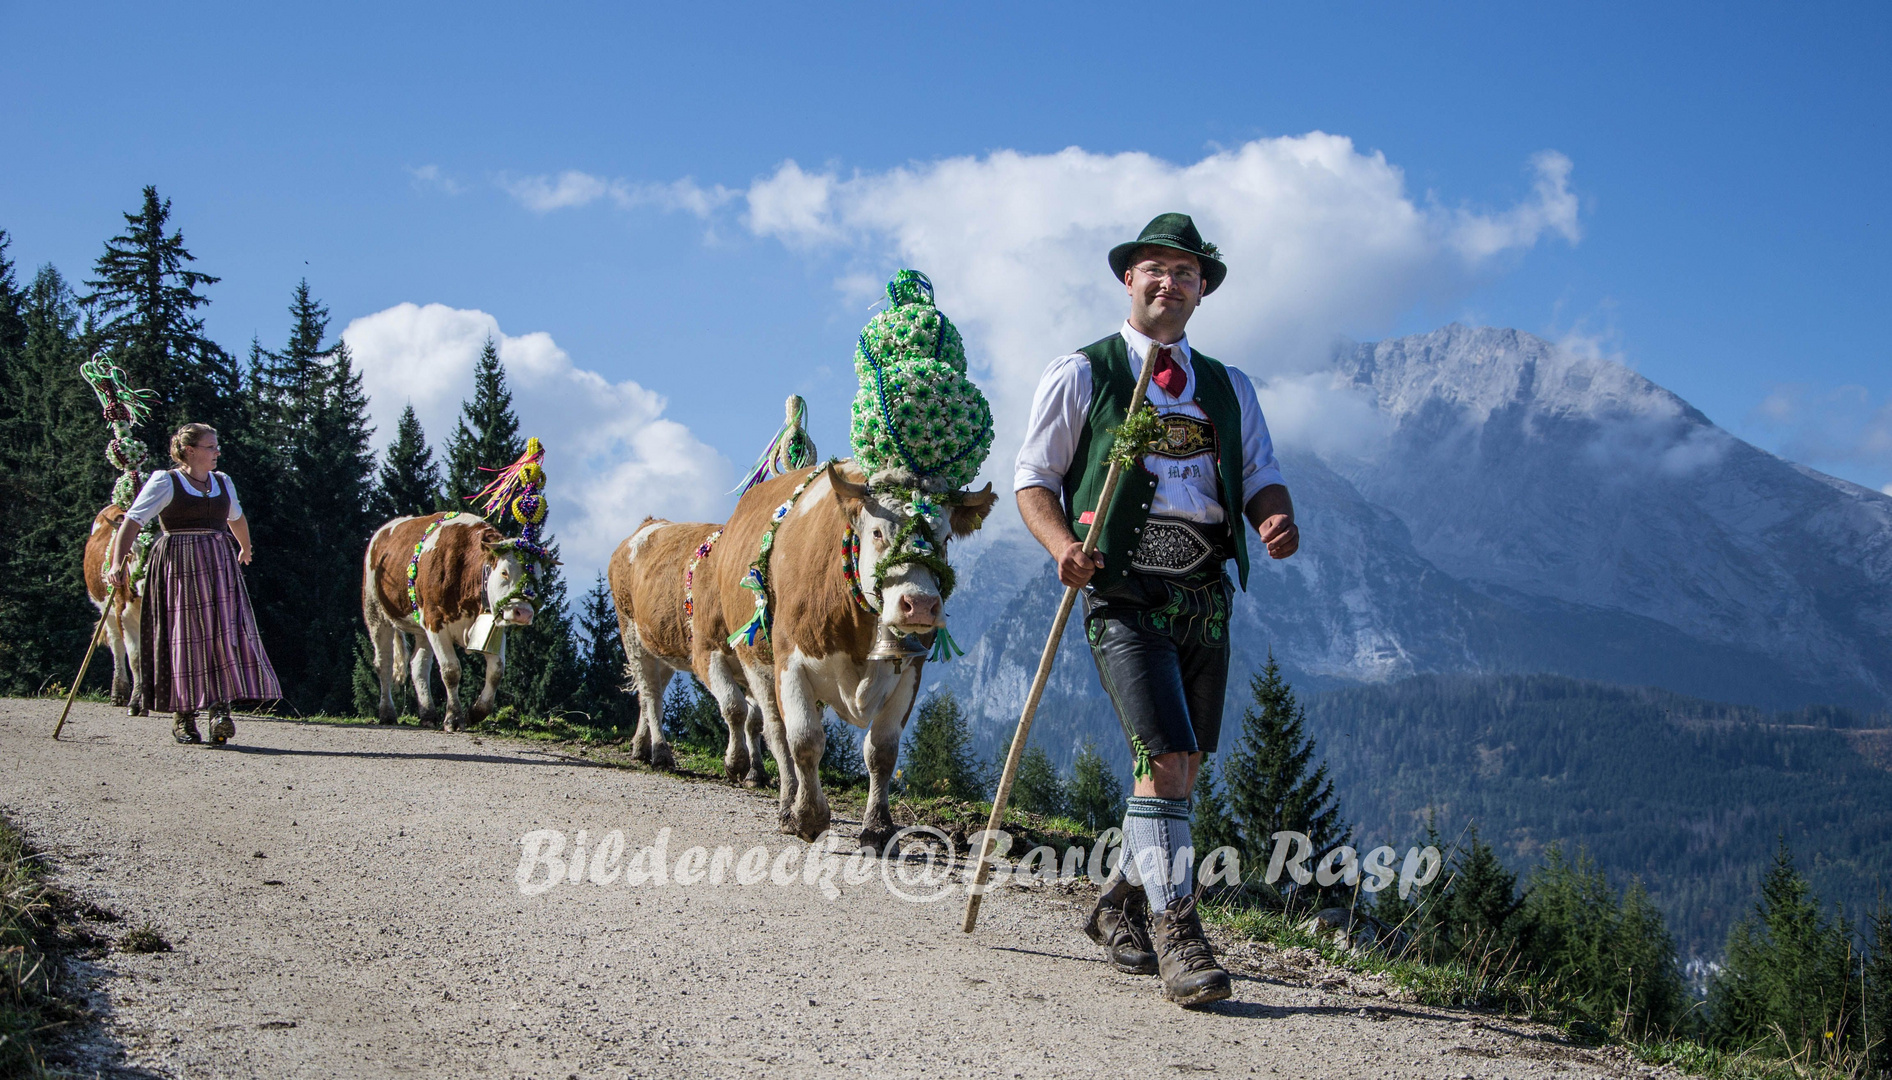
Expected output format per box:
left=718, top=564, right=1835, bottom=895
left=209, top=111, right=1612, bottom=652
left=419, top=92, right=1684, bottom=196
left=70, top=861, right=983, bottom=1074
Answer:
left=138, top=471, right=282, bottom=713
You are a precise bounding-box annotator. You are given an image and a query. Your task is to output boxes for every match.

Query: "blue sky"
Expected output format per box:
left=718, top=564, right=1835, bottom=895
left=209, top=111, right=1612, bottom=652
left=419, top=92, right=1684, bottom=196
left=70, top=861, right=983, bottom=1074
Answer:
left=3, top=2, right=1887, bottom=573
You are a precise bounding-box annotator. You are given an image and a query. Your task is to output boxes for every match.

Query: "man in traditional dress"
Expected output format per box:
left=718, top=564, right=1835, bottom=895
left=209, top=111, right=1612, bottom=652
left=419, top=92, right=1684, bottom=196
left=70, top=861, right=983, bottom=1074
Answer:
left=1014, top=213, right=1298, bottom=1007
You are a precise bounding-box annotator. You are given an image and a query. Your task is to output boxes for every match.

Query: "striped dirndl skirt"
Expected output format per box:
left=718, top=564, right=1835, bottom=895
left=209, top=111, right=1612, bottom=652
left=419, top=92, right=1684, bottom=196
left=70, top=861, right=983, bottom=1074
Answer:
left=139, top=529, right=282, bottom=713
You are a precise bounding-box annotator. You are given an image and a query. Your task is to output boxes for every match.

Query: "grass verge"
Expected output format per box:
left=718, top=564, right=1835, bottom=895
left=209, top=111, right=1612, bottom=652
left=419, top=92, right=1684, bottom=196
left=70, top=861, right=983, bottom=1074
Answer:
left=0, top=815, right=96, bottom=1078
left=1201, top=903, right=1857, bottom=1080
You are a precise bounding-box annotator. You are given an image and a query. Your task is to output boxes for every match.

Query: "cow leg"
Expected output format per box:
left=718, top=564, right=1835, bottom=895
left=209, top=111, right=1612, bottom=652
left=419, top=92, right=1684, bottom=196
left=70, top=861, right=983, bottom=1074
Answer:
left=426, top=630, right=465, bottom=731
left=366, top=606, right=400, bottom=724
left=775, top=664, right=830, bottom=841
left=743, top=660, right=802, bottom=833
left=623, top=631, right=676, bottom=769
left=706, top=653, right=754, bottom=785
left=408, top=633, right=441, bottom=725
left=103, top=604, right=131, bottom=707
left=743, top=701, right=769, bottom=788
left=122, top=602, right=145, bottom=716
left=859, top=713, right=904, bottom=853
left=468, top=637, right=502, bottom=727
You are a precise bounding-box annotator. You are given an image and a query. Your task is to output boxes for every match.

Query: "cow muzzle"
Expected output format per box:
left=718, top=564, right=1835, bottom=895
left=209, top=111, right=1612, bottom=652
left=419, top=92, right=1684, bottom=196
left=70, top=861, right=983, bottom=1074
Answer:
left=500, top=603, right=535, bottom=626
left=883, top=586, right=942, bottom=634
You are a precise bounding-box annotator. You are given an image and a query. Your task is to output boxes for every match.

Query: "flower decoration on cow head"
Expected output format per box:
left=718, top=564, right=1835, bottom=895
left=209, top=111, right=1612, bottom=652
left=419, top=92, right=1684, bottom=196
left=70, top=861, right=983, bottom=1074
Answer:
left=470, top=437, right=558, bottom=625
left=79, top=353, right=157, bottom=511
left=849, top=270, right=994, bottom=492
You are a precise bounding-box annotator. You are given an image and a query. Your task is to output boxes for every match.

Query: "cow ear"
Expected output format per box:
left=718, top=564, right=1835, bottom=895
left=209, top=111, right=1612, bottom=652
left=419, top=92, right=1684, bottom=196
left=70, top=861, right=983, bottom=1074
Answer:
left=829, top=467, right=871, bottom=515
left=949, top=483, right=999, bottom=537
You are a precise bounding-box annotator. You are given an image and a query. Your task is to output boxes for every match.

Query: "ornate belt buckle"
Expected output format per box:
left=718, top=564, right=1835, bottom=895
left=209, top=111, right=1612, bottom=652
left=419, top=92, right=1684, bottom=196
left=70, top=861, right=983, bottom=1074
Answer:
left=1129, top=518, right=1214, bottom=576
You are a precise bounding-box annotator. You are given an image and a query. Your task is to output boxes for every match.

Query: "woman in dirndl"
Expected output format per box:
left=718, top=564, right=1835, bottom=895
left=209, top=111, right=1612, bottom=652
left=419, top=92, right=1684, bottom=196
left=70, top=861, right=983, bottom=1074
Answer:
left=106, top=423, right=280, bottom=744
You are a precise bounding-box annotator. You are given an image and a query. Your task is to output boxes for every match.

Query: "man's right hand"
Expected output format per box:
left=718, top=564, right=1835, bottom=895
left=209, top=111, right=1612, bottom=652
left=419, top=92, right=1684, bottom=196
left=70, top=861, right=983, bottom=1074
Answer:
left=1057, top=541, right=1106, bottom=588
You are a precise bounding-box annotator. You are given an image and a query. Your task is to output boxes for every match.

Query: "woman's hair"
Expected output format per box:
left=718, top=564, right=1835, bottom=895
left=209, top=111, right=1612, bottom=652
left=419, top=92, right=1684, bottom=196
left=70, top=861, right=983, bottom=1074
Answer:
left=169, top=423, right=218, bottom=466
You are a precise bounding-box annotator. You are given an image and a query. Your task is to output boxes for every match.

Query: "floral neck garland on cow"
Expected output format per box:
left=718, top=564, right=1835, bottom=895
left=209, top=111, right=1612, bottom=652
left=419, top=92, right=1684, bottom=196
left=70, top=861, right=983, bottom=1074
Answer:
left=726, top=269, right=994, bottom=662
left=80, top=354, right=158, bottom=588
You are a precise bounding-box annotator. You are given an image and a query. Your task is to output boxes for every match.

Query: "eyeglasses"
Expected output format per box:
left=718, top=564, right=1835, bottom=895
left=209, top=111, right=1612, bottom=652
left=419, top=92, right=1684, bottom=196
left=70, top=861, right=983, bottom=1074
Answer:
left=1132, top=263, right=1201, bottom=287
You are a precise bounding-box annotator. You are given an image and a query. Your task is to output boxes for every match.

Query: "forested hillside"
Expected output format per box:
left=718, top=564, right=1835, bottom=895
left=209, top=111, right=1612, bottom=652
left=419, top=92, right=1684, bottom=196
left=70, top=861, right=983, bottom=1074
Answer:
left=1302, top=673, right=1892, bottom=958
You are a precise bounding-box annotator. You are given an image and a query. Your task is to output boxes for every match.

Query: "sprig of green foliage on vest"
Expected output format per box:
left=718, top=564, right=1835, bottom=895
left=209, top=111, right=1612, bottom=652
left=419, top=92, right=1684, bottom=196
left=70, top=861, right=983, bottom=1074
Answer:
left=1108, top=403, right=1165, bottom=470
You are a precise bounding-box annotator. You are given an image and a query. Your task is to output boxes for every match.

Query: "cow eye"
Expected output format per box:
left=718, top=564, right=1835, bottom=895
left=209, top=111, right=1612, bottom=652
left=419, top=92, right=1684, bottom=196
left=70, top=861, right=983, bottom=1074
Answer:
left=872, top=529, right=884, bottom=541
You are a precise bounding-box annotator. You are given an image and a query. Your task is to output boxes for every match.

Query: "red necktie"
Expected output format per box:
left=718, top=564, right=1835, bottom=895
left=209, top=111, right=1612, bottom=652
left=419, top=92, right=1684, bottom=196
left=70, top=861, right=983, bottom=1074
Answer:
left=1153, top=346, right=1187, bottom=398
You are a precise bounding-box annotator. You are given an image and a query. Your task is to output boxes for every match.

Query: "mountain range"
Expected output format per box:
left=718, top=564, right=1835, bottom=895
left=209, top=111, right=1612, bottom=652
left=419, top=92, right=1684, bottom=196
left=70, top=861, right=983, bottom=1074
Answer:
left=936, top=323, right=1892, bottom=776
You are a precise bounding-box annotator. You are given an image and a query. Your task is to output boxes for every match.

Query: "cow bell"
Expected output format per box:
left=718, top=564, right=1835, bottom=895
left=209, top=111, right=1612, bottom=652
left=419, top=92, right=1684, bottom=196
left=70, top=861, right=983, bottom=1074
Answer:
left=865, top=624, right=929, bottom=662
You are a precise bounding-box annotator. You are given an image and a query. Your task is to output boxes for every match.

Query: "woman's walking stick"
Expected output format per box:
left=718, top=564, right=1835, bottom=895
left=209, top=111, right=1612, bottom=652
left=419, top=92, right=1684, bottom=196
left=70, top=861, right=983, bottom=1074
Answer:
left=53, top=588, right=114, bottom=740
left=962, top=343, right=1162, bottom=933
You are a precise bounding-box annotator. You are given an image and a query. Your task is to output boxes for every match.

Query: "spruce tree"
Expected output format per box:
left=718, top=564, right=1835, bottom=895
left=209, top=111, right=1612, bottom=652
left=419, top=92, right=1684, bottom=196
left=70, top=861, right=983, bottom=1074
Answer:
left=1189, top=758, right=1242, bottom=867
left=0, top=261, right=115, bottom=694
left=1865, top=895, right=1891, bottom=1076
left=1066, top=739, right=1125, bottom=832
left=243, top=282, right=377, bottom=714
left=373, top=403, right=444, bottom=519
left=1221, top=653, right=1347, bottom=872
left=443, top=337, right=522, bottom=509
left=567, top=575, right=634, bottom=732
left=900, top=689, right=988, bottom=801
left=1708, top=839, right=1862, bottom=1059
left=1011, top=745, right=1067, bottom=819
left=1439, top=828, right=1525, bottom=956
left=82, top=186, right=241, bottom=449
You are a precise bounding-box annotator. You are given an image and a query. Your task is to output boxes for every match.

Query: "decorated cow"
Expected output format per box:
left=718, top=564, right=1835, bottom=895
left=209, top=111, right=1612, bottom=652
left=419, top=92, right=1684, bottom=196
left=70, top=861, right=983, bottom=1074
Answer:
left=623, top=271, right=997, bottom=845
left=82, top=504, right=145, bottom=712
left=361, top=440, right=553, bottom=731
left=608, top=518, right=768, bottom=782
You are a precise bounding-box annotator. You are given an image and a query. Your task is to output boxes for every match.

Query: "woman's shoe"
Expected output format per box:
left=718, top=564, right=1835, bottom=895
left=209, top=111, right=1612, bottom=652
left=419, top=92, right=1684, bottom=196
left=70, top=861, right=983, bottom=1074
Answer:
left=173, top=712, right=202, bottom=744
left=208, top=707, right=235, bottom=746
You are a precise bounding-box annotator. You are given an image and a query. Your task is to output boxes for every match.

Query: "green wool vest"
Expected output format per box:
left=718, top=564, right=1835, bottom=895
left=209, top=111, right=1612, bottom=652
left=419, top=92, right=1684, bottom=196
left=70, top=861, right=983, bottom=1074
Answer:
left=1063, top=334, right=1251, bottom=590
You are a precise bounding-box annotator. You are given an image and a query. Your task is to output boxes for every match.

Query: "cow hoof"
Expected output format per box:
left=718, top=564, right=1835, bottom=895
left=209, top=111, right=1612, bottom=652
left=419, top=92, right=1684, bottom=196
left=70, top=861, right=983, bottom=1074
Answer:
left=857, top=826, right=894, bottom=853
left=743, top=768, right=769, bottom=789
left=111, top=694, right=129, bottom=708
left=650, top=744, right=675, bottom=771
left=631, top=743, right=652, bottom=765
left=442, top=717, right=461, bottom=733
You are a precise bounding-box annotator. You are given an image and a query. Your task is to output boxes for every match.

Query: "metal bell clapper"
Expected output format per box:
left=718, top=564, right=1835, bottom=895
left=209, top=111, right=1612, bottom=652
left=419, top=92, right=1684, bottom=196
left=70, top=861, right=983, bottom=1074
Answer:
left=865, top=624, right=929, bottom=662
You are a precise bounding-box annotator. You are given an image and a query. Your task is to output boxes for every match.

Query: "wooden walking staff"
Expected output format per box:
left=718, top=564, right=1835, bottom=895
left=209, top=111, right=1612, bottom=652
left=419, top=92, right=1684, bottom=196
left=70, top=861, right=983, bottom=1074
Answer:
left=962, top=343, right=1163, bottom=933
left=52, top=588, right=115, bottom=740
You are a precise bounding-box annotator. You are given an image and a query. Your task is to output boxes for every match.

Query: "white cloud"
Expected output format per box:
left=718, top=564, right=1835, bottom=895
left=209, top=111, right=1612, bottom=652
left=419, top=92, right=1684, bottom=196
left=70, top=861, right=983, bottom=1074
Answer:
left=342, top=303, right=731, bottom=581
left=1447, top=151, right=1581, bottom=260
left=734, top=135, right=1581, bottom=487
left=406, top=164, right=463, bottom=195
left=499, top=170, right=736, bottom=216
left=1746, top=383, right=1892, bottom=477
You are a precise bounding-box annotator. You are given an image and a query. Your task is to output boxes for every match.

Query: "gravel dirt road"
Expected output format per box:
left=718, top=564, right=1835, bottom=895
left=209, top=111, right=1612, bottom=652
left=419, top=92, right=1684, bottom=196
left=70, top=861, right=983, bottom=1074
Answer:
left=3, top=700, right=1666, bottom=1079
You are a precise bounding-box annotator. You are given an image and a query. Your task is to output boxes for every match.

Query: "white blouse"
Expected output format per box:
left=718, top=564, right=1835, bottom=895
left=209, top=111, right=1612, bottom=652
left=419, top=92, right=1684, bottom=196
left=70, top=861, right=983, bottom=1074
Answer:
left=124, top=470, right=244, bottom=526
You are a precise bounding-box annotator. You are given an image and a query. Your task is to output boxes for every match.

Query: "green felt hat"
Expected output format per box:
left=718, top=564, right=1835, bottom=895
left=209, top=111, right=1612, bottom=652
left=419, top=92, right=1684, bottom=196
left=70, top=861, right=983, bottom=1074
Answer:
left=1108, top=212, right=1227, bottom=295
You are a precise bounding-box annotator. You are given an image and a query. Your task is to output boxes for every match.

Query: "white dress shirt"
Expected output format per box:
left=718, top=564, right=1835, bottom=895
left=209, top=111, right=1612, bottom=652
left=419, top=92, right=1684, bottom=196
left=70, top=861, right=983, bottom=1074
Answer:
left=125, top=470, right=244, bottom=526
left=1013, top=322, right=1285, bottom=524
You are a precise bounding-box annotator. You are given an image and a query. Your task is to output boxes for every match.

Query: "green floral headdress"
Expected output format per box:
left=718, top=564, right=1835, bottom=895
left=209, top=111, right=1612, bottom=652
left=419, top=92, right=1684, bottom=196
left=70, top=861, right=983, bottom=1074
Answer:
left=848, top=270, right=993, bottom=491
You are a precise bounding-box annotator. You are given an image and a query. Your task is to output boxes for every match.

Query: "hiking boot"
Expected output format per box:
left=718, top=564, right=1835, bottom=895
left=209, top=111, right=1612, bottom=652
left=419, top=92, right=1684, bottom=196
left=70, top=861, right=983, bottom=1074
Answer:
left=1083, top=886, right=1158, bottom=975
left=173, top=712, right=202, bottom=744
left=208, top=707, right=235, bottom=746
left=1150, top=896, right=1231, bottom=1008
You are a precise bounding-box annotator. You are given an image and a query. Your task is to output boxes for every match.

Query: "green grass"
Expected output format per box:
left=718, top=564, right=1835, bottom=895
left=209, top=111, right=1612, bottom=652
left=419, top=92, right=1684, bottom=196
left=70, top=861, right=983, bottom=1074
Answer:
left=0, top=815, right=89, bottom=1078
left=1200, top=900, right=1869, bottom=1080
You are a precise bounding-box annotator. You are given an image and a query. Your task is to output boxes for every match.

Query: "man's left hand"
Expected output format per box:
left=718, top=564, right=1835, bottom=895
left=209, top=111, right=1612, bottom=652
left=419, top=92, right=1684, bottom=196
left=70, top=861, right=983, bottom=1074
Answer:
left=1256, top=515, right=1298, bottom=559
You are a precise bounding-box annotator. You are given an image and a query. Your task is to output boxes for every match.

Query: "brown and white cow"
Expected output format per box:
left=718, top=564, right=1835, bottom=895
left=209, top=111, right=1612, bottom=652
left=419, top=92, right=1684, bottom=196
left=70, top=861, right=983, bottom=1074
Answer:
left=608, top=519, right=768, bottom=782
left=82, top=504, right=145, bottom=713
left=684, top=460, right=996, bottom=844
left=362, top=513, right=537, bottom=731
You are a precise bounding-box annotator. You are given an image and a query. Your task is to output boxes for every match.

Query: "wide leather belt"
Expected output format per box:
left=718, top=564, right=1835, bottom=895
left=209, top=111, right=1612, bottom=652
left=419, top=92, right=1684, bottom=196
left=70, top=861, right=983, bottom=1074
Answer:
left=1130, top=517, right=1223, bottom=577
